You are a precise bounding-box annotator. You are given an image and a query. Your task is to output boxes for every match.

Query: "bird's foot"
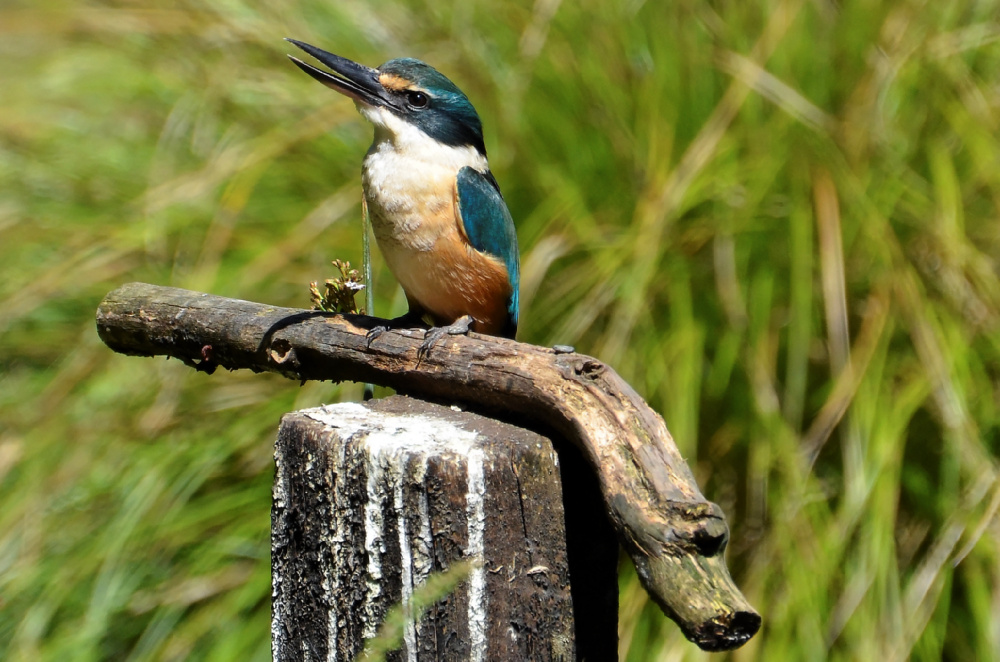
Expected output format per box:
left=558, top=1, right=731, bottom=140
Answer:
left=365, top=311, right=427, bottom=348
left=417, top=315, right=474, bottom=359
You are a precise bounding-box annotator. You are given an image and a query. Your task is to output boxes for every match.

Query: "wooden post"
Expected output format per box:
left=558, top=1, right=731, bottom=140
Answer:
left=271, top=395, right=618, bottom=661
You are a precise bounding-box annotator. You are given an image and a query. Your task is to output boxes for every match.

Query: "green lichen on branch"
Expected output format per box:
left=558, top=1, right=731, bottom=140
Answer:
left=310, top=260, right=365, bottom=314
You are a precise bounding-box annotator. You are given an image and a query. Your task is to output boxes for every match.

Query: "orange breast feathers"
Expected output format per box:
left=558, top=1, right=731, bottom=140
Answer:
left=367, top=185, right=513, bottom=336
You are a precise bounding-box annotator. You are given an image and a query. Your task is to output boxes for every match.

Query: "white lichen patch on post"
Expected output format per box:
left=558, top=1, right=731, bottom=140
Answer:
left=301, top=403, right=480, bottom=454
left=362, top=442, right=388, bottom=639
left=394, top=457, right=416, bottom=660
left=465, top=446, right=487, bottom=662
left=395, top=455, right=416, bottom=661
left=408, top=459, right=436, bottom=653
left=300, top=403, right=487, bottom=658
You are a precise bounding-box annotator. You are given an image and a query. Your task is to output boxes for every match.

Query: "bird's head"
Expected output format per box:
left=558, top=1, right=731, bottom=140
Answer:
left=287, top=39, right=486, bottom=156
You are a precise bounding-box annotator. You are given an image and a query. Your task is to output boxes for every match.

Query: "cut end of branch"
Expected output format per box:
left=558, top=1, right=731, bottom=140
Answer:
left=633, top=551, right=761, bottom=651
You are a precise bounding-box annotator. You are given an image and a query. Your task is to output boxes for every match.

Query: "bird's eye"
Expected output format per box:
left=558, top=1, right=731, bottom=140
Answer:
left=406, top=91, right=429, bottom=109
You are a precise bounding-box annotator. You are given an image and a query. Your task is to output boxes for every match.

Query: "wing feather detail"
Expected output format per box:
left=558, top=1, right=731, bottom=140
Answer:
left=454, top=166, right=520, bottom=336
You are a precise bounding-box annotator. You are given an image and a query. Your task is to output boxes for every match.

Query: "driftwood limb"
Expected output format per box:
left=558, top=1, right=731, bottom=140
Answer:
left=96, top=282, right=760, bottom=651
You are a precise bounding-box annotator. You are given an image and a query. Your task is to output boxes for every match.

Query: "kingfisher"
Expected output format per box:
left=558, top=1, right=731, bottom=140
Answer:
left=286, top=39, right=520, bottom=346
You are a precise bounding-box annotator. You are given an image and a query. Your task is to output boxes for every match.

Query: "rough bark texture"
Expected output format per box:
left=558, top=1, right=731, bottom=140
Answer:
left=272, top=396, right=613, bottom=661
left=97, top=282, right=761, bottom=651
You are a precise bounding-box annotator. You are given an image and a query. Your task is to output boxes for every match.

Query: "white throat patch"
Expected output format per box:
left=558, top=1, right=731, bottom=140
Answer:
left=358, top=104, right=488, bottom=172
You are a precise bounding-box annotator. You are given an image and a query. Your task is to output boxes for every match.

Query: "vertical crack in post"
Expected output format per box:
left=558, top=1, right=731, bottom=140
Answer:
left=509, top=456, right=534, bottom=566
left=466, top=446, right=487, bottom=660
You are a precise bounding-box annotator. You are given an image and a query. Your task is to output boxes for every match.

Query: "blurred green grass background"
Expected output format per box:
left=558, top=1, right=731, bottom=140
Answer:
left=2, top=0, right=1000, bottom=659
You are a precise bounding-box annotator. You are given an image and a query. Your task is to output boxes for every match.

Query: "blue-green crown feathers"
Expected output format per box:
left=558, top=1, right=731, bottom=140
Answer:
left=379, top=59, right=487, bottom=155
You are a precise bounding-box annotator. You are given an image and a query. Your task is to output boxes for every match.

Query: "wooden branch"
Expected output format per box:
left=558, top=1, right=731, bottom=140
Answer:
left=96, top=282, right=760, bottom=651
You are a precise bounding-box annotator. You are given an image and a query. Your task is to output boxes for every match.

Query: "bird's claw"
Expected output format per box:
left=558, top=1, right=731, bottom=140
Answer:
left=364, top=311, right=426, bottom=348
left=417, top=315, right=474, bottom=359
left=365, top=325, right=389, bottom=348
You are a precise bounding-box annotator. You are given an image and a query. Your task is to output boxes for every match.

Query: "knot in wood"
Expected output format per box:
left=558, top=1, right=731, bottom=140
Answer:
left=683, top=517, right=729, bottom=557
left=268, top=338, right=297, bottom=366
left=572, top=358, right=604, bottom=379
left=672, top=501, right=729, bottom=557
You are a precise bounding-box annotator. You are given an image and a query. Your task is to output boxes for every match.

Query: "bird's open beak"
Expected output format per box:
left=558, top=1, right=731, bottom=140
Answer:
left=285, top=39, right=391, bottom=109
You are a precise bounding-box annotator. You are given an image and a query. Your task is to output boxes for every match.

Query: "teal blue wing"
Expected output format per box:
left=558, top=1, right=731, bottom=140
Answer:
left=455, top=166, right=520, bottom=338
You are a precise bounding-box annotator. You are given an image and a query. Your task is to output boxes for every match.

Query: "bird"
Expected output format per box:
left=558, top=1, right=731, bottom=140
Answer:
left=285, top=39, right=520, bottom=349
